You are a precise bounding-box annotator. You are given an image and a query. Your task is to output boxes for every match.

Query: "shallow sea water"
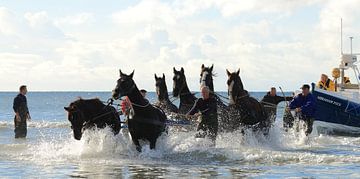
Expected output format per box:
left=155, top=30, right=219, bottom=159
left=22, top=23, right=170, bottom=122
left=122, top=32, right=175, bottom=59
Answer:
left=0, top=92, right=360, bottom=178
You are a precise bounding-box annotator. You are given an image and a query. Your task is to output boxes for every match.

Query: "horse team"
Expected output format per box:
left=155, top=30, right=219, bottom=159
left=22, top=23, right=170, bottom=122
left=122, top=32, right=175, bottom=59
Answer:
left=65, top=64, right=273, bottom=152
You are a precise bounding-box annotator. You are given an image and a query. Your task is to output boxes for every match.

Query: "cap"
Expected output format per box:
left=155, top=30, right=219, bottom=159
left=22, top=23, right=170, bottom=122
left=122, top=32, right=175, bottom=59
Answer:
left=300, top=84, right=310, bottom=89
left=140, top=89, right=147, bottom=93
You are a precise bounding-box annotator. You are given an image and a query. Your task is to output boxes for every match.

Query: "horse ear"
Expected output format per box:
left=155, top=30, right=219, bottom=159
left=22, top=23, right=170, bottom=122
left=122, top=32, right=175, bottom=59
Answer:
left=129, top=70, right=134, bottom=78
left=226, top=69, right=231, bottom=76
left=154, top=73, right=158, bottom=80
left=180, top=67, right=184, bottom=74
left=162, top=73, right=165, bottom=79
left=119, top=69, right=123, bottom=77
left=173, top=67, right=176, bottom=73
left=64, top=107, right=70, bottom=111
left=210, top=64, right=214, bottom=71
left=236, top=68, right=240, bottom=76
left=201, top=64, right=205, bottom=69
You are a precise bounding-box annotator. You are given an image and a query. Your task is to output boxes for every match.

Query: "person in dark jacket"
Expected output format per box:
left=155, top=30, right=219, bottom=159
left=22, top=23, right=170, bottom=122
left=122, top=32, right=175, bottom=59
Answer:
left=260, top=87, right=293, bottom=118
left=287, top=84, right=316, bottom=136
left=13, top=85, right=31, bottom=138
left=187, top=86, right=218, bottom=144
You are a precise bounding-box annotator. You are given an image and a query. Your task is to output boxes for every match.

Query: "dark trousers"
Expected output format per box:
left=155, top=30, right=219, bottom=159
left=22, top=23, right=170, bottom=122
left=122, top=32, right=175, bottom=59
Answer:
left=303, top=117, right=314, bottom=136
left=283, top=112, right=314, bottom=136
left=196, top=115, right=218, bottom=143
left=14, top=116, right=27, bottom=138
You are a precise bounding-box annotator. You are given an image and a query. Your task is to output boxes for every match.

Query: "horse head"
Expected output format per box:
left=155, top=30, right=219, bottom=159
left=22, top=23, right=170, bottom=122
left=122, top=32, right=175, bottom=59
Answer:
left=172, top=67, right=187, bottom=97
left=64, top=99, right=87, bottom=140
left=226, top=68, right=245, bottom=105
left=200, top=64, right=214, bottom=91
left=112, top=70, right=135, bottom=100
left=155, top=73, right=168, bottom=101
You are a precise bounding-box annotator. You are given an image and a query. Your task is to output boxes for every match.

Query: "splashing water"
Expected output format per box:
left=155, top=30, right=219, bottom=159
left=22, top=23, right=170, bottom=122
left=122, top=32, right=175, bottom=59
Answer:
left=1, top=92, right=360, bottom=177
left=1, top=117, right=360, bottom=178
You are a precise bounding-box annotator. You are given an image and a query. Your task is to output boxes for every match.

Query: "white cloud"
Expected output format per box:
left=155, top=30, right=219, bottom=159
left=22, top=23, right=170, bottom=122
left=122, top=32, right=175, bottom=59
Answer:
left=1, top=1, right=360, bottom=92
left=112, top=0, right=176, bottom=25
left=54, top=13, right=94, bottom=26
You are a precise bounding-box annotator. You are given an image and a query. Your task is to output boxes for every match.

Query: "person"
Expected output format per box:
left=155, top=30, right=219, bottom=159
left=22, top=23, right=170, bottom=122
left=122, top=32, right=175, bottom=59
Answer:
left=13, top=85, right=31, bottom=138
left=317, top=74, right=335, bottom=91
left=260, top=87, right=293, bottom=118
left=187, top=86, right=218, bottom=144
left=287, top=84, right=316, bottom=136
left=140, top=89, right=147, bottom=98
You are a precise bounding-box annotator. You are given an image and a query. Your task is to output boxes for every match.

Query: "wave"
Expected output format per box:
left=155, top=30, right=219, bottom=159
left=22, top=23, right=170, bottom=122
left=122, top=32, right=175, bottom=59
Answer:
left=0, top=121, right=69, bottom=128
left=0, top=122, right=358, bottom=167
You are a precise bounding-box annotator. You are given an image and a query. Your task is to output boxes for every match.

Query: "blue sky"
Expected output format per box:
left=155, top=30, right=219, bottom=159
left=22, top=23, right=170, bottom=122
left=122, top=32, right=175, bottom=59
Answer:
left=1, top=0, right=360, bottom=91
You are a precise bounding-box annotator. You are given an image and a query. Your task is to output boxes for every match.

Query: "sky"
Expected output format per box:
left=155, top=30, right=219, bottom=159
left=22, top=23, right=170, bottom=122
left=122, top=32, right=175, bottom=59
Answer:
left=1, top=0, right=360, bottom=92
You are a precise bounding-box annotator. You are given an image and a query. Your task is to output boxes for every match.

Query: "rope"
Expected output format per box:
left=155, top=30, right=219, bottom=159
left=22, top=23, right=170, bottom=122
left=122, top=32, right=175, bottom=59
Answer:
left=279, top=86, right=289, bottom=107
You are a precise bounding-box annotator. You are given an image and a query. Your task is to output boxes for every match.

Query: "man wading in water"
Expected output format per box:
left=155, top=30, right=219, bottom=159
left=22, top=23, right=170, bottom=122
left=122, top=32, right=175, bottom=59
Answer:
left=13, top=85, right=31, bottom=138
left=260, top=87, right=293, bottom=119
left=187, top=86, right=218, bottom=145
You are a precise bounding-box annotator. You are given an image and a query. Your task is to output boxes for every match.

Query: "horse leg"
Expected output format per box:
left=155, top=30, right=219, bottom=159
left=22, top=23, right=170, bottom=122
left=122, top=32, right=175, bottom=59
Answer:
left=149, top=138, right=156, bottom=150
left=132, top=138, right=142, bottom=152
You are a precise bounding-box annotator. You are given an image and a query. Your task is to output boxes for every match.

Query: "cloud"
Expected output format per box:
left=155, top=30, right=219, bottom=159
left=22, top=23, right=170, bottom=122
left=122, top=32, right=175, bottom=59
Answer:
left=112, top=0, right=176, bottom=25
left=54, top=13, right=94, bottom=26
left=1, top=1, right=360, bottom=92
left=0, top=7, right=25, bottom=36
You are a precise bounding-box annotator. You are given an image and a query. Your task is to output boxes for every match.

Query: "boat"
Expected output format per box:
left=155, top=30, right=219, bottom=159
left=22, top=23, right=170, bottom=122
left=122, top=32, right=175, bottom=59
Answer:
left=312, top=24, right=360, bottom=136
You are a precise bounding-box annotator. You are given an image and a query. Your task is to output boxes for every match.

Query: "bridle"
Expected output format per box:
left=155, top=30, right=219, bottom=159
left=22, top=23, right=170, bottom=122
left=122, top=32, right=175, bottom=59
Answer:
left=115, top=79, right=151, bottom=109
left=114, top=79, right=136, bottom=99
left=228, top=77, right=248, bottom=104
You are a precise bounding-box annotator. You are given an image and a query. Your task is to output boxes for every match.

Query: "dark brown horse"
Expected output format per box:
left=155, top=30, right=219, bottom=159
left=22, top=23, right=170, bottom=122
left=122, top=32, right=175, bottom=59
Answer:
left=112, top=70, right=167, bottom=152
left=225, top=69, right=270, bottom=132
left=173, top=67, right=197, bottom=114
left=64, top=98, right=121, bottom=140
left=154, top=73, right=178, bottom=114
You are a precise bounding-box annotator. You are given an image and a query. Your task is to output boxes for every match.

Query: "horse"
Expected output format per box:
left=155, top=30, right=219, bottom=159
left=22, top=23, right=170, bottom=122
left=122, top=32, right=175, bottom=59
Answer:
left=173, top=67, right=197, bottom=114
left=225, top=69, right=271, bottom=133
left=112, top=70, right=167, bottom=152
left=200, top=64, right=229, bottom=131
left=154, top=73, right=179, bottom=114
left=64, top=98, right=121, bottom=140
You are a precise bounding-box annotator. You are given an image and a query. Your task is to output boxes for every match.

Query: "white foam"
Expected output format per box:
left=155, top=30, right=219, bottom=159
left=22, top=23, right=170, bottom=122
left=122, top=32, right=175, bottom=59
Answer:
left=0, top=120, right=69, bottom=129
left=2, top=116, right=360, bottom=167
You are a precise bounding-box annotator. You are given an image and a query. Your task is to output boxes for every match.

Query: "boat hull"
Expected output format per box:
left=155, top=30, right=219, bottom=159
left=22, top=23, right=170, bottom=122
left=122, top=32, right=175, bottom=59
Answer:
left=312, top=83, right=360, bottom=136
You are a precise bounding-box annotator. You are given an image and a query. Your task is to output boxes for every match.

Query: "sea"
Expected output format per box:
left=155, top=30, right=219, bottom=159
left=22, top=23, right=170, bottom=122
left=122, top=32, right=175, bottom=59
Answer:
left=0, top=91, right=360, bottom=178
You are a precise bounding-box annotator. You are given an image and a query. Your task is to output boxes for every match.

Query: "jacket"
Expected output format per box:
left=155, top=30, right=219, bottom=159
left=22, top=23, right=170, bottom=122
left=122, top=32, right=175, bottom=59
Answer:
left=317, top=79, right=335, bottom=91
left=289, top=93, right=316, bottom=118
left=187, top=97, right=217, bottom=122
left=13, top=94, right=29, bottom=114
left=261, top=93, right=293, bottom=115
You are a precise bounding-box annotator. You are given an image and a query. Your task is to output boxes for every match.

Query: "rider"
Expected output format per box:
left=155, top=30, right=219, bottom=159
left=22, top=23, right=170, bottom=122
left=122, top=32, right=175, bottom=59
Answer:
left=287, top=84, right=316, bottom=136
left=187, top=86, right=218, bottom=144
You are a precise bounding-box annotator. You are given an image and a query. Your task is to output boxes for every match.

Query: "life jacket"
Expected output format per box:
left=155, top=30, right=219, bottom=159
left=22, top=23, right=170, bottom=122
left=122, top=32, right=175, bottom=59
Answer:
left=317, top=79, right=335, bottom=91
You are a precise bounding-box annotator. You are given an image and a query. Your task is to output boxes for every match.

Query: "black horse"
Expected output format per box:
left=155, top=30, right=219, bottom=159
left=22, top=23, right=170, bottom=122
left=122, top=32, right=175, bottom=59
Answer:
left=64, top=98, right=121, bottom=140
left=200, top=64, right=228, bottom=131
left=154, top=73, right=179, bottom=114
left=173, top=67, right=197, bottom=114
left=225, top=69, right=270, bottom=132
left=112, top=70, right=167, bottom=152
